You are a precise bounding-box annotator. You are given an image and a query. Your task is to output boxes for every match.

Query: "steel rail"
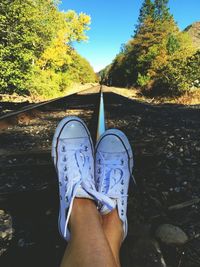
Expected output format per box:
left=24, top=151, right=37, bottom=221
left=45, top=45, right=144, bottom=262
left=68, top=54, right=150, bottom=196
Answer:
left=96, top=86, right=106, bottom=140
left=0, top=86, right=102, bottom=203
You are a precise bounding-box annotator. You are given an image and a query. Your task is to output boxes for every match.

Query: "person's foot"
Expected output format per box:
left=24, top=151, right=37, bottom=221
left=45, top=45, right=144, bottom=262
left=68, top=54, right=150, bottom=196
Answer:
left=95, top=129, right=134, bottom=240
left=52, top=116, right=114, bottom=241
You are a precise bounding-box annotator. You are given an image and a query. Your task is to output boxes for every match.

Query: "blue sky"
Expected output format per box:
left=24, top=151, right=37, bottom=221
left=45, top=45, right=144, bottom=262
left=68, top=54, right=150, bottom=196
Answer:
left=60, top=0, right=200, bottom=72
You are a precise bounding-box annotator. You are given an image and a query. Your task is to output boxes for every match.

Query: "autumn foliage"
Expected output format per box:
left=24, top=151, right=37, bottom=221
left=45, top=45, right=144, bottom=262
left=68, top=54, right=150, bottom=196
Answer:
left=0, top=0, right=96, bottom=97
left=101, top=0, right=199, bottom=96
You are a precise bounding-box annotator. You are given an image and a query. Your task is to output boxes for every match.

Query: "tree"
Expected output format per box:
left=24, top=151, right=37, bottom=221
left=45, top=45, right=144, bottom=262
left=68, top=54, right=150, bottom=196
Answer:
left=154, top=0, right=171, bottom=20
left=0, top=0, right=95, bottom=96
left=135, top=0, right=154, bottom=35
left=0, top=0, right=63, bottom=94
left=154, top=50, right=200, bottom=95
left=103, top=0, right=196, bottom=96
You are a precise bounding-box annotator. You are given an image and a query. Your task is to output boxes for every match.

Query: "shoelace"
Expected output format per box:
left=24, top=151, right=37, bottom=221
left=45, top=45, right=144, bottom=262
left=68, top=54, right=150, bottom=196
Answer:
left=97, top=152, right=129, bottom=200
left=97, top=151, right=135, bottom=241
left=62, top=145, right=115, bottom=239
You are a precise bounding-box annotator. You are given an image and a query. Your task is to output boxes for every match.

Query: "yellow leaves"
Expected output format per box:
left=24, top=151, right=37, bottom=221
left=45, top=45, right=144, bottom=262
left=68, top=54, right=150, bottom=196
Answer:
left=65, top=10, right=91, bottom=42
left=152, top=49, right=168, bottom=71
left=30, top=8, right=94, bottom=96
left=36, top=9, right=91, bottom=70
left=37, top=29, right=71, bottom=69
left=175, top=32, right=196, bottom=58
left=79, top=12, right=91, bottom=26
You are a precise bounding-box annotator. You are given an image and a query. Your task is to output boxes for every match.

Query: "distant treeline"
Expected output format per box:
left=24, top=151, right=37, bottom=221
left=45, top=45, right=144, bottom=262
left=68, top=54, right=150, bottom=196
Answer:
left=0, top=0, right=96, bottom=97
left=100, top=0, right=200, bottom=96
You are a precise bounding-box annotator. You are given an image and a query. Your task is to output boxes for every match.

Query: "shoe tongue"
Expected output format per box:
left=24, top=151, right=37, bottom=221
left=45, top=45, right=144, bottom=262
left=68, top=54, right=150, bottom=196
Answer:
left=76, top=186, right=94, bottom=200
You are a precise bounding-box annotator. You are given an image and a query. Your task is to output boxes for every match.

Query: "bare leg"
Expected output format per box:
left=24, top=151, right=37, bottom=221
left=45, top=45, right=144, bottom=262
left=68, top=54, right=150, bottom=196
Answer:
left=60, top=198, right=118, bottom=267
left=102, top=209, right=124, bottom=267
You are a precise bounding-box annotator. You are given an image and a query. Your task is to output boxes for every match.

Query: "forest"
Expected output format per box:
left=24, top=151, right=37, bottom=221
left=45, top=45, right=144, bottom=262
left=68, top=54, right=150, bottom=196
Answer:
left=0, top=0, right=199, bottom=98
left=0, top=0, right=96, bottom=98
left=100, top=0, right=200, bottom=97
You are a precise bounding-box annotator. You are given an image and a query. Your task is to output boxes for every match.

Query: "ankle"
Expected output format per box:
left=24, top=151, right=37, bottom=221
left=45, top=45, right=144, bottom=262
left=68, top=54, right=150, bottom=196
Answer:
left=71, top=198, right=96, bottom=217
left=103, top=209, right=122, bottom=225
left=74, top=197, right=96, bottom=207
left=69, top=198, right=101, bottom=227
left=102, top=209, right=124, bottom=242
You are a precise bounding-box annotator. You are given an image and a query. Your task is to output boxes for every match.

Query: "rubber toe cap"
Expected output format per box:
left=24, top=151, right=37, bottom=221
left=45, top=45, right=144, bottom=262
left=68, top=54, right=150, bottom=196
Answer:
left=59, top=120, right=89, bottom=139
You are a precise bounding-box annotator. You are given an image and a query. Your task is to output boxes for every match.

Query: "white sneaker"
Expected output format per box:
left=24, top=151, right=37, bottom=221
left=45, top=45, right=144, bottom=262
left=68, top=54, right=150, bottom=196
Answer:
left=52, top=116, right=114, bottom=241
left=95, top=129, right=134, bottom=240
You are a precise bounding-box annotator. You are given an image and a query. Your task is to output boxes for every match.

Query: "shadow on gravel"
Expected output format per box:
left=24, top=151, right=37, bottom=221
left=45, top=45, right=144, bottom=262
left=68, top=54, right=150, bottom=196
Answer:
left=0, top=92, right=101, bottom=267
left=104, top=92, right=200, bottom=267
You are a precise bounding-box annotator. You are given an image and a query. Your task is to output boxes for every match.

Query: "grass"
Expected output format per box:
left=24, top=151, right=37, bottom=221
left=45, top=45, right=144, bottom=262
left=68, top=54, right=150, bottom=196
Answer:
left=105, top=86, right=200, bottom=106
left=0, top=83, right=97, bottom=103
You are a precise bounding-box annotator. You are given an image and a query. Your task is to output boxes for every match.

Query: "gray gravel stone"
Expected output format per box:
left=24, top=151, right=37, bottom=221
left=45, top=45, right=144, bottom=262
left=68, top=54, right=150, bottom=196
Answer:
left=0, top=210, right=13, bottom=256
left=155, top=224, right=188, bottom=246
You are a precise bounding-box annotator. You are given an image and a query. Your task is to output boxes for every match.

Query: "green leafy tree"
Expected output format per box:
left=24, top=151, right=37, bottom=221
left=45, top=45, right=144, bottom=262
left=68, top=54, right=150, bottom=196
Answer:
left=67, top=52, right=96, bottom=84
left=0, top=0, right=62, bottom=94
left=0, top=0, right=95, bottom=96
left=166, top=34, right=180, bottom=55
left=104, top=0, right=196, bottom=96
left=154, top=0, right=171, bottom=20
left=135, top=0, right=155, bottom=35
left=154, top=50, right=200, bottom=95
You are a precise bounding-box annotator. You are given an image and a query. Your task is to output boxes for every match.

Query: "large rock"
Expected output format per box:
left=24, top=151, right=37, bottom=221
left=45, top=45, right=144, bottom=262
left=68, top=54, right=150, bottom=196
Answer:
left=128, top=224, right=167, bottom=267
left=155, top=224, right=188, bottom=246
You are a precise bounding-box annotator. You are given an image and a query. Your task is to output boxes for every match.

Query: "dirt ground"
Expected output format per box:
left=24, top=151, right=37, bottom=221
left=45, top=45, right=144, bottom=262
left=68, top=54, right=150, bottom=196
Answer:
left=103, top=86, right=200, bottom=105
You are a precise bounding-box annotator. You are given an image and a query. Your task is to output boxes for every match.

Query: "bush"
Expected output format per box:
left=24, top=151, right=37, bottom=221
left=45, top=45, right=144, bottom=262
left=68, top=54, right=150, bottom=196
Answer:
left=137, top=73, right=151, bottom=87
left=28, top=67, right=72, bottom=98
left=153, top=50, right=200, bottom=96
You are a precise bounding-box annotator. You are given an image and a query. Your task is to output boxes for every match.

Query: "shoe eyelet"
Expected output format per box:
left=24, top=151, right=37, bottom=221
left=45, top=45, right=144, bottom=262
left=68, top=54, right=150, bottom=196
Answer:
left=98, top=159, right=101, bottom=164
left=64, top=175, right=68, bottom=181
left=122, top=200, right=124, bottom=205
left=84, top=146, right=88, bottom=151
left=62, top=146, right=66, bottom=152
left=121, top=180, right=124, bottom=185
left=59, top=182, right=62, bottom=186
left=98, top=169, right=101, bottom=174
left=65, top=196, right=68, bottom=202
left=121, top=160, right=124, bottom=165
left=121, top=189, right=124, bottom=195
left=121, top=210, right=124, bottom=216
left=63, top=156, right=67, bottom=162
left=64, top=166, right=67, bottom=172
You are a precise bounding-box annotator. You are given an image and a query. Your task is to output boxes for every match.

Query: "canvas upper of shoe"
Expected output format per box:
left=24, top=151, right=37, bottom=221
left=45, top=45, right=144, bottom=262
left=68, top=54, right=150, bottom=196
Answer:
left=95, top=129, right=134, bottom=240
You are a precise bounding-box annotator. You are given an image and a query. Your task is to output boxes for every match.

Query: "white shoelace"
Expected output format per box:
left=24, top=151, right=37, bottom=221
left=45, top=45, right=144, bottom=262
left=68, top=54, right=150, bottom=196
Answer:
left=97, top=152, right=129, bottom=200
left=62, top=145, right=115, bottom=239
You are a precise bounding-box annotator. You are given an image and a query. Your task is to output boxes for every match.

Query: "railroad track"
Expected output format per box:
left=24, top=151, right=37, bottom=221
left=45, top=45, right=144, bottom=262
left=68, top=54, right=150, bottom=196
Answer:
left=0, top=85, right=109, bottom=266
left=0, top=85, right=102, bottom=204
left=0, top=85, right=200, bottom=267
